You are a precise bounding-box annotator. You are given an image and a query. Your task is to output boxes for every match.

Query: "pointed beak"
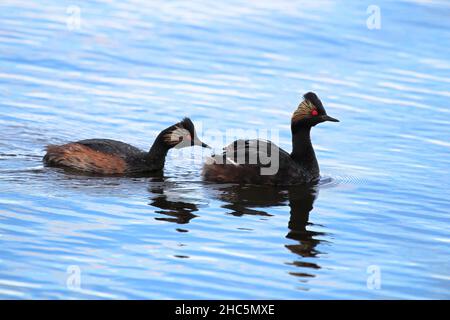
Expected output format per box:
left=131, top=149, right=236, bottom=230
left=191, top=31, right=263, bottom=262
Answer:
left=201, top=141, right=211, bottom=149
left=321, top=115, right=340, bottom=122
left=193, top=138, right=211, bottom=148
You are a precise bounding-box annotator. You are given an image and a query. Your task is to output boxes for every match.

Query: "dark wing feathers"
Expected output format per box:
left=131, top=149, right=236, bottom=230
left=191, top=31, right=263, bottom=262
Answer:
left=203, top=139, right=302, bottom=184
left=212, top=139, right=291, bottom=166
left=76, top=139, right=144, bottom=160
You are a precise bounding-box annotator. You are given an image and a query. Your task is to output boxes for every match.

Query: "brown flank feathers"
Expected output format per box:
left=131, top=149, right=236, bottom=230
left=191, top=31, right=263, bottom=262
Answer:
left=43, top=143, right=127, bottom=174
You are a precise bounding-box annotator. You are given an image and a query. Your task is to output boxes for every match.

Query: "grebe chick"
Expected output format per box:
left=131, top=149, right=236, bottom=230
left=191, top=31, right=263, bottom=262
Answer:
left=202, top=92, right=339, bottom=185
left=43, top=117, right=209, bottom=175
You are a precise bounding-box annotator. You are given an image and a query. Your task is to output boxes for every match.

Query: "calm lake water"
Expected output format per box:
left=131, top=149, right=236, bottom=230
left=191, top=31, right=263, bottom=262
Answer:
left=0, top=0, right=449, bottom=299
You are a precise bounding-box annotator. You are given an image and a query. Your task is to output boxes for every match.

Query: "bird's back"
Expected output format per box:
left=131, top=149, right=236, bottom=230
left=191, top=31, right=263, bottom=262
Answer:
left=75, top=139, right=144, bottom=160
left=203, top=139, right=309, bottom=185
left=43, top=139, right=149, bottom=174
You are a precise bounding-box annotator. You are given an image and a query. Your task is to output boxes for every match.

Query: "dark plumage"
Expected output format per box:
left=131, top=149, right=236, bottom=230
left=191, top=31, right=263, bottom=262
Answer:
left=43, top=118, right=209, bottom=175
left=202, top=92, right=339, bottom=185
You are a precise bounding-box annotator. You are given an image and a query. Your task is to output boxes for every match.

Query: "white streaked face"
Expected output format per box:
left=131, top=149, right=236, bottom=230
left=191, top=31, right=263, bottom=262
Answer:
left=164, top=126, right=192, bottom=148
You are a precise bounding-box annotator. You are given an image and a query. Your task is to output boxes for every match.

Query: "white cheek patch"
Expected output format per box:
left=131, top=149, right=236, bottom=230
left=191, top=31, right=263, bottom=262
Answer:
left=165, top=127, right=191, bottom=145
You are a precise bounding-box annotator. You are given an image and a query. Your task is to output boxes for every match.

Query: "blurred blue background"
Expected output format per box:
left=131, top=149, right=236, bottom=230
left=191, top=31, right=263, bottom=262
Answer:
left=0, top=0, right=449, bottom=299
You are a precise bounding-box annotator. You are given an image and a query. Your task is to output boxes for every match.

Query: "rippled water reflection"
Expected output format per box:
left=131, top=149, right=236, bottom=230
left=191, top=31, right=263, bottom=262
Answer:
left=0, top=0, right=449, bottom=299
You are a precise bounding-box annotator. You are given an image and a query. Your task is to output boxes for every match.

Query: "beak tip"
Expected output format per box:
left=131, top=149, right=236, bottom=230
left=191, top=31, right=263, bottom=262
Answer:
left=324, top=115, right=339, bottom=122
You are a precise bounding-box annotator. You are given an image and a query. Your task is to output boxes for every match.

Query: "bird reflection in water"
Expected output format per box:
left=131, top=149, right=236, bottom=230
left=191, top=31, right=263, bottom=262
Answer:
left=148, top=178, right=326, bottom=280
left=148, top=177, right=200, bottom=228
left=284, top=185, right=325, bottom=279
left=212, top=183, right=325, bottom=278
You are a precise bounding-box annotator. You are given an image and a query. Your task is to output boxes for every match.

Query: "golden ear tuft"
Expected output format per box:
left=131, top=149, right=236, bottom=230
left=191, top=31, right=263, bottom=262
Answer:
left=292, top=100, right=315, bottom=123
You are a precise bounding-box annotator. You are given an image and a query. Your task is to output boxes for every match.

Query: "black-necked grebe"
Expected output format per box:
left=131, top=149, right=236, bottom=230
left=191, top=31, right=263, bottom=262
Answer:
left=202, top=92, right=339, bottom=185
left=43, top=117, right=209, bottom=175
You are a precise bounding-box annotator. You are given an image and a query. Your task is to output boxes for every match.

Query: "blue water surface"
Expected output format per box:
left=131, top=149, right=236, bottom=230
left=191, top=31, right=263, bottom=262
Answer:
left=0, top=0, right=449, bottom=299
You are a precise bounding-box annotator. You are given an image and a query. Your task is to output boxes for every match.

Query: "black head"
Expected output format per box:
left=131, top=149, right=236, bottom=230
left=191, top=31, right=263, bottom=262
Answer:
left=163, top=117, right=210, bottom=149
left=291, top=92, right=339, bottom=133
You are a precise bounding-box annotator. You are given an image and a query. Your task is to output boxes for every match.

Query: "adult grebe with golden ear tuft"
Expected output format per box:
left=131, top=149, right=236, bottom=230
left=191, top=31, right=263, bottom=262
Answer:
left=202, top=92, right=339, bottom=185
left=43, top=117, right=209, bottom=175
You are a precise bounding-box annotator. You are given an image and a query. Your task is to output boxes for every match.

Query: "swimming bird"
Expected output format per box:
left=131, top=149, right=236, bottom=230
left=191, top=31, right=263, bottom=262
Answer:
left=43, top=117, right=209, bottom=175
left=202, top=92, right=339, bottom=185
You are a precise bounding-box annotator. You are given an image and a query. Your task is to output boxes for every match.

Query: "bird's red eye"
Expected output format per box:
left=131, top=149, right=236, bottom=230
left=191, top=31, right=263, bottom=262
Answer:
left=311, top=109, right=318, bottom=116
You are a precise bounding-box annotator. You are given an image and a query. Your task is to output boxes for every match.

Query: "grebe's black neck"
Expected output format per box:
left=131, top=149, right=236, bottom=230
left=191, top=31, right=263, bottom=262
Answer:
left=290, top=126, right=319, bottom=177
left=145, top=131, right=171, bottom=171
